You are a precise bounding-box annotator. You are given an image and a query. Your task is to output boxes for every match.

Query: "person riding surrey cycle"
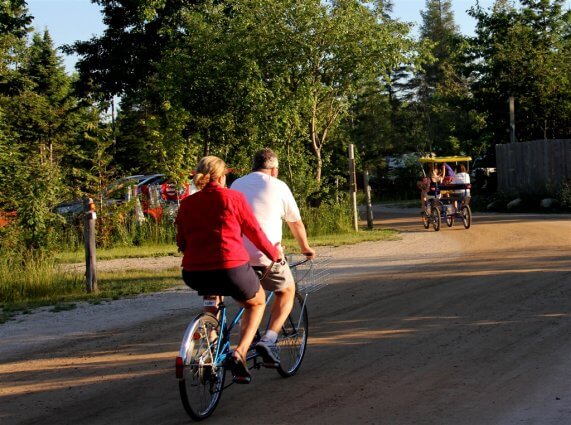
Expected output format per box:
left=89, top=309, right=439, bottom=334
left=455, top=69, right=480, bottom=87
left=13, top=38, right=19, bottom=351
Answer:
left=175, top=155, right=281, bottom=384
left=231, top=148, right=315, bottom=368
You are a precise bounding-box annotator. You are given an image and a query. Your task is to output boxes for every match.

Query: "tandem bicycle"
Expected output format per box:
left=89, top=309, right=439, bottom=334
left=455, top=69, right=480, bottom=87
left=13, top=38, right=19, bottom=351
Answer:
left=175, top=255, right=330, bottom=421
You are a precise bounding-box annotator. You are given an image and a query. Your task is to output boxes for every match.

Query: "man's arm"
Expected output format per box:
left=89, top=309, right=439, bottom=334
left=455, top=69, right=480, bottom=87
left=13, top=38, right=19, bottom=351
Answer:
left=286, top=220, right=315, bottom=259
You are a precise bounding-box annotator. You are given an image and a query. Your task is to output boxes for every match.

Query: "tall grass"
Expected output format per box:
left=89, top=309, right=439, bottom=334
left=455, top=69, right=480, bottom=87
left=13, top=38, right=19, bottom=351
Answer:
left=298, top=201, right=354, bottom=237
left=55, top=214, right=177, bottom=253
left=0, top=254, right=82, bottom=304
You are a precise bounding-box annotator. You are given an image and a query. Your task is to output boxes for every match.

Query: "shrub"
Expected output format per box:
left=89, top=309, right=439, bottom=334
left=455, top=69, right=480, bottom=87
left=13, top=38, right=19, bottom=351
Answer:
left=558, top=180, right=571, bottom=209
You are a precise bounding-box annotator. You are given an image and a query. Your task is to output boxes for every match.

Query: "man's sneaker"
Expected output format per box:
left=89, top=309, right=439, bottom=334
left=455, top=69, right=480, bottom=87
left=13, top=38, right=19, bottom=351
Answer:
left=255, top=340, right=280, bottom=368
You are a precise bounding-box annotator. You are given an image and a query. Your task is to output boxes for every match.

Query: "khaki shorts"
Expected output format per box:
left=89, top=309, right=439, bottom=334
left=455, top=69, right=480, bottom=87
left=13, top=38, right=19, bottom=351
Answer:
left=254, top=260, right=295, bottom=292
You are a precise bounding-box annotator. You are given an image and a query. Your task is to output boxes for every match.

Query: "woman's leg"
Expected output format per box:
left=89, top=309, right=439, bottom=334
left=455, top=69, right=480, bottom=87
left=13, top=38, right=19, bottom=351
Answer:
left=235, top=285, right=266, bottom=358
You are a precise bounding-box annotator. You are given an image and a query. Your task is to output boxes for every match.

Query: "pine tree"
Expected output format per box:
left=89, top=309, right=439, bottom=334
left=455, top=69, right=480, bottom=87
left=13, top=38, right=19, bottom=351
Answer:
left=411, top=0, right=481, bottom=155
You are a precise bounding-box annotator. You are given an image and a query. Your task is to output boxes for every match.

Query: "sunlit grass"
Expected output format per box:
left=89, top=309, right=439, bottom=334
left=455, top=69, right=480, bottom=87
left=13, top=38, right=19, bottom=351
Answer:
left=0, top=266, right=182, bottom=323
left=56, top=244, right=180, bottom=263
left=284, top=228, right=399, bottom=251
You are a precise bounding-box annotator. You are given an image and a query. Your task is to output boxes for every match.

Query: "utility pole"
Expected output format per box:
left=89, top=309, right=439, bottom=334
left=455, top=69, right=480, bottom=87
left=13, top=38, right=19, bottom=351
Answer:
left=348, top=144, right=358, bottom=232
left=363, top=168, right=374, bottom=229
left=83, top=198, right=98, bottom=293
left=509, top=96, right=516, bottom=143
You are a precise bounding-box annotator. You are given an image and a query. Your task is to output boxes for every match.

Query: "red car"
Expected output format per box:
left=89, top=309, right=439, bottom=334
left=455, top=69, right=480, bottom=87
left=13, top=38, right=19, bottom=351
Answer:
left=138, top=174, right=197, bottom=221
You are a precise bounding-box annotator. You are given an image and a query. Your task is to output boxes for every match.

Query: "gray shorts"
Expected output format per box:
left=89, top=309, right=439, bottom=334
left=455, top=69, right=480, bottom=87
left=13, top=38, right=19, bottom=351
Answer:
left=254, top=260, right=295, bottom=292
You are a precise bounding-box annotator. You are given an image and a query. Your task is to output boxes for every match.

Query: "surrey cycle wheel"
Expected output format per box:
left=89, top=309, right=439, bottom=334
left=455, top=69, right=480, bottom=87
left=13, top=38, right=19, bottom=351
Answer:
left=277, top=292, right=309, bottom=378
left=177, top=313, right=225, bottom=421
left=461, top=205, right=472, bottom=229
left=422, top=211, right=430, bottom=229
left=431, top=206, right=441, bottom=231
left=446, top=211, right=454, bottom=227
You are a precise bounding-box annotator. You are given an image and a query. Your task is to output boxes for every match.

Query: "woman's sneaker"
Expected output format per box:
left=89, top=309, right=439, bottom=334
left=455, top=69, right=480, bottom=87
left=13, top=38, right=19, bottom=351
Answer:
left=227, top=351, right=251, bottom=384
left=255, top=340, right=280, bottom=368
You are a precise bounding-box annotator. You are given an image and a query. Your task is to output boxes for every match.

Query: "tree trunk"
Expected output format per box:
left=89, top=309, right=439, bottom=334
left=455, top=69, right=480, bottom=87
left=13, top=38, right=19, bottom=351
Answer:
left=310, top=102, right=322, bottom=183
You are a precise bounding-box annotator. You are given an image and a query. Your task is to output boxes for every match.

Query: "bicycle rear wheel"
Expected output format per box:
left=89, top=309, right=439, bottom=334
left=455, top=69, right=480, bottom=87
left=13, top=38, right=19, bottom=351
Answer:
left=277, top=292, right=308, bottom=377
left=177, top=313, right=225, bottom=421
left=461, top=205, right=472, bottom=229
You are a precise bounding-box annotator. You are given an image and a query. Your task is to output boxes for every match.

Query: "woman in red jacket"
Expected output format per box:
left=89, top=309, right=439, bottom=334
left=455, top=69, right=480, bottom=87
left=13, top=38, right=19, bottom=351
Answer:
left=175, top=155, right=280, bottom=384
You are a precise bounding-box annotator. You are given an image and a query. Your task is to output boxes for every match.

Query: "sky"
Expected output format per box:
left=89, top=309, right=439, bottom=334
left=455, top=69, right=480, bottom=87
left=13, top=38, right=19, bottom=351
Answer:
left=26, top=0, right=570, bottom=74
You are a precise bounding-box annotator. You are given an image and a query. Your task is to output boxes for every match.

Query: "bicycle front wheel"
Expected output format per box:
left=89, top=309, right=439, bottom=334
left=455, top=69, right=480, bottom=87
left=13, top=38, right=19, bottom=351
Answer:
left=431, top=206, right=441, bottom=231
left=177, top=313, right=225, bottom=421
left=277, top=292, right=309, bottom=378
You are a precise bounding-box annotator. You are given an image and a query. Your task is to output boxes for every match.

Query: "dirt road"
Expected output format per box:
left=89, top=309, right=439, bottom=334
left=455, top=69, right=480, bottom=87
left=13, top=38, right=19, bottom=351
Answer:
left=1, top=207, right=570, bottom=425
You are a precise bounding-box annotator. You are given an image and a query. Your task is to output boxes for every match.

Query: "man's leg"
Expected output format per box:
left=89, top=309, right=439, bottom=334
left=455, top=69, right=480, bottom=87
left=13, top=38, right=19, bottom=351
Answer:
left=267, top=284, right=295, bottom=335
left=255, top=265, right=296, bottom=367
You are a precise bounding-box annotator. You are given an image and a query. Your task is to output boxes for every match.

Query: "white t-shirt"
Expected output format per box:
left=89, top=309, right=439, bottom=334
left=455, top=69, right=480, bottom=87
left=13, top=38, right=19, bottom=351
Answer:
left=453, top=172, right=471, bottom=195
left=231, top=171, right=301, bottom=266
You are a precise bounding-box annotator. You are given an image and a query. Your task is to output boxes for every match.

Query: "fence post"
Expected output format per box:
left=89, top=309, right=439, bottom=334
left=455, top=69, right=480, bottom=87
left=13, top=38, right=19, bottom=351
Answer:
left=363, top=168, right=374, bottom=229
left=348, top=144, right=358, bottom=232
left=83, top=197, right=98, bottom=293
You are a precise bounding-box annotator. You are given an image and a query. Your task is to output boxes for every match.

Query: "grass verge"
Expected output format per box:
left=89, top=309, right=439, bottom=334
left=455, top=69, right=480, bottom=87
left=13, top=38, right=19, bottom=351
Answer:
left=0, top=268, right=182, bottom=324
left=55, top=244, right=181, bottom=263
left=2, top=227, right=398, bottom=322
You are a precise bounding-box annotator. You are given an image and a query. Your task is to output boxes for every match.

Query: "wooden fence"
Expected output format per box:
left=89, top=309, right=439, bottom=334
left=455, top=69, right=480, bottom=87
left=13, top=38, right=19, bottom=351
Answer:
left=495, top=139, right=571, bottom=195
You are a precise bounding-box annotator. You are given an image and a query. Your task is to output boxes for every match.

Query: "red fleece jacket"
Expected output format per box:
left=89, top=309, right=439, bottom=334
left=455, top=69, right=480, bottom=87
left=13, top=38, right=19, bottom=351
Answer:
left=175, top=181, right=279, bottom=271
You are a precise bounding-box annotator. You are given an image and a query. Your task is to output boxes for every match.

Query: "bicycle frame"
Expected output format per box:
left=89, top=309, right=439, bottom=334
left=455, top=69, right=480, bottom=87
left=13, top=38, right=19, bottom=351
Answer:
left=213, top=290, right=308, bottom=377
left=215, top=292, right=272, bottom=366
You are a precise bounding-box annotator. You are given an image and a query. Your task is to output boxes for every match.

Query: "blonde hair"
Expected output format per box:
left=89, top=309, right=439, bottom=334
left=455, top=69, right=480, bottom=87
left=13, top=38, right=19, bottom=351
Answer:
left=193, top=156, right=226, bottom=190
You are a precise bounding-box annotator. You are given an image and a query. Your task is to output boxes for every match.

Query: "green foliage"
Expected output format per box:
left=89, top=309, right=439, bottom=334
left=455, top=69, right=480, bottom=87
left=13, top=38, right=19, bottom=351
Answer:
left=558, top=180, right=571, bottom=209
left=70, top=0, right=423, bottom=188
left=468, top=0, right=571, bottom=142
left=9, top=157, right=63, bottom=252
left=0, top=0, right=32, bottom=39
left=295, top=199, right=354, bottom=237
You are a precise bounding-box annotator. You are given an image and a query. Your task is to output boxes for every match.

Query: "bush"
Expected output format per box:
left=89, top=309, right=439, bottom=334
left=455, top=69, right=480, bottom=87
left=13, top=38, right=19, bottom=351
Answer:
left=289, top=199, right=353, bottom=238
left=558, top=180, right=571, bottom=210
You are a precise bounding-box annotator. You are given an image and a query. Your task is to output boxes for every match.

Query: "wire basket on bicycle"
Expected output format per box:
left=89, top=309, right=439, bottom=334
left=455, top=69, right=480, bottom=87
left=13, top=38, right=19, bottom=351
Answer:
left=288, top=254, right=332, bottom=294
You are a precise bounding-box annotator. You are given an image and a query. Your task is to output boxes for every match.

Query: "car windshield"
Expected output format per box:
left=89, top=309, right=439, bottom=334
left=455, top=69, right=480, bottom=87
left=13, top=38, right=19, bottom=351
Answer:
left=105, top=175, right=148, bottom=198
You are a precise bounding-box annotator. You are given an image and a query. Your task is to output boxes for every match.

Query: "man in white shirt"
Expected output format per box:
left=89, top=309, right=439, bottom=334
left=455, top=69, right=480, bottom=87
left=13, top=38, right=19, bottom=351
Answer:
left=231, top=148, right=315, bottom=367
left=453, top=164, right=471, bottom=196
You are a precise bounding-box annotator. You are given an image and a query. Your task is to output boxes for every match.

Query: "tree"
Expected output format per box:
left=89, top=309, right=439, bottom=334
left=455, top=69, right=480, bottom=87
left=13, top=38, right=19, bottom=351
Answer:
left=407, top=0, right=486, bottom=156
left=13, top=31, right=74, bottom=163
left=151, top=0, right=422, bottom=186
left=64, top=0, right=197, bottom=100
left=0, top=0, right=31, bottom=38
left=468, top=0, right=571, bottom=143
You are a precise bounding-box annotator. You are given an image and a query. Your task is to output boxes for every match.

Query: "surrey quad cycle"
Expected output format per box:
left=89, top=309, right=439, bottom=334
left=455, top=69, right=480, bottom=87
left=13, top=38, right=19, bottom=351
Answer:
left=419, top=156, right=472, bottom=231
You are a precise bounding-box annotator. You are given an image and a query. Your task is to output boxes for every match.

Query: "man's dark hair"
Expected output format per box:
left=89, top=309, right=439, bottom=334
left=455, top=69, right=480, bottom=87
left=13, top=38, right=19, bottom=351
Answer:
left=252, top=148, right=279, bottom=171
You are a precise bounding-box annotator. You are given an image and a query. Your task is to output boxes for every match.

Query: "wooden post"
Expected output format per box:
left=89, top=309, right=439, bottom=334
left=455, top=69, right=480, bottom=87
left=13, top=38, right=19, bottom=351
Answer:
left=509, top=96, right=516, bottom=143
left=348, top=144, right=358, bottom=232
left=363, top=168, right=374, bottom=229
left=83, top=198, right=97, bottom=293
